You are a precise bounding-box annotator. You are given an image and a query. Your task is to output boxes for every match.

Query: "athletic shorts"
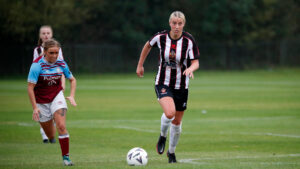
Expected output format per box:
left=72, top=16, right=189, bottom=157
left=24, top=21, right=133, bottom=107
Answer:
left=155, top=84, right=189, bottom=111
left=37, top=91, right=68, bottom=122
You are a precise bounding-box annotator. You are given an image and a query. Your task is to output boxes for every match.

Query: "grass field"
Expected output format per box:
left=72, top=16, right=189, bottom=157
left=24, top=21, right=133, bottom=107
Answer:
left=1, top=69, right=300, bottom=169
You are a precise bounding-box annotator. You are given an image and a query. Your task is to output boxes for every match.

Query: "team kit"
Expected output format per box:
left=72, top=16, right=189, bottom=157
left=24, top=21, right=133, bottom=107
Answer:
left=27, top=11, right=200, bottom=166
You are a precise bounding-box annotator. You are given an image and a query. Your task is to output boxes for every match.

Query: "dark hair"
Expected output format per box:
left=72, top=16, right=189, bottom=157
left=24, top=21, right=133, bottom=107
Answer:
left=43, top=39, right=61, bottom=51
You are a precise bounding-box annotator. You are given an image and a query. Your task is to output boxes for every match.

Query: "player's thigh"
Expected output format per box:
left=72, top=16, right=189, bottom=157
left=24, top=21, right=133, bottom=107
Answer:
left=40, top=119, right=55, bottom=137
left=53, top=108, right=67, bottom=131
left=155, top=85, right=176, bottom=117
left=159, top=97, right=176, bottom=118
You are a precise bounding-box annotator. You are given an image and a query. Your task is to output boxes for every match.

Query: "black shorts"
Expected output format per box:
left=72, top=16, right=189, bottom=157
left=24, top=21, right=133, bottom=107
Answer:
left=155, top=84, right=189, bottom=111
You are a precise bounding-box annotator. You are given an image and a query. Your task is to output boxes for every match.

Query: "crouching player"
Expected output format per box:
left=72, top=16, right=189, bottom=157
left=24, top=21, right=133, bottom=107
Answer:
left=27, top=39, right=77, bottom=166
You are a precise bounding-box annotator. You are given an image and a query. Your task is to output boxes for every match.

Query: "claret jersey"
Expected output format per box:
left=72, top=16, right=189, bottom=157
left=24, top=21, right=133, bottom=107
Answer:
left=149, top=30, right=200, bottom=89
left=28, top=56, right=73, bottom=103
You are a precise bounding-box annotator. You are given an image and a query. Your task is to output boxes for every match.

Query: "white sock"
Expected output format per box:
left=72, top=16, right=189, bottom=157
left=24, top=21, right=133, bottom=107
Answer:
left=169, top=123, right=182, bottom=154
left=160, top=113, right=174, bottom=137
left=40, top=127, right=48, bottom=140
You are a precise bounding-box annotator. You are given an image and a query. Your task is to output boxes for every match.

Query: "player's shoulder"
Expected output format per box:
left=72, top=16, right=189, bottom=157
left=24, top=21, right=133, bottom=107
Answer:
left=56, top=59, right=67, bottom=67
left=33, top=55, right=43, bottom=63
left=182, top=31, right=196, bottom=42
left=153, top=30, right=168, bottom=37
left=30, top=61, right=42, bottom=72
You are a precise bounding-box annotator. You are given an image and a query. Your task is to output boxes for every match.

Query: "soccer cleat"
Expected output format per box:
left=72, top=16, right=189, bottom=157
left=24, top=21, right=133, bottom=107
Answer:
left=167, top=151, right=177, bottom=163
left=49, top=138, right=56, bottom=144
left=43, top=139, right=49, bottom=143
left=156, top=135, right=166, bottom=154
left=63, top=155, right=74, bottom=166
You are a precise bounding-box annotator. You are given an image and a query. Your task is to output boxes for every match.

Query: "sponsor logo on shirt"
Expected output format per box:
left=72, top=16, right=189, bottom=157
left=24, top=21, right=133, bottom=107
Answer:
left=161, top=88, right=167, bottom=95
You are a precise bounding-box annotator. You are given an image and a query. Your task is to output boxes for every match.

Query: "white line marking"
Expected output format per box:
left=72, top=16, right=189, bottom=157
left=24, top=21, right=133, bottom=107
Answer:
left=239, top=132, right=300, bottom=138
left=179, top=154, right=300, bottom=164
left=17, top=122, right=35, bottom=126
left=114, top=126, right=157, bottom=133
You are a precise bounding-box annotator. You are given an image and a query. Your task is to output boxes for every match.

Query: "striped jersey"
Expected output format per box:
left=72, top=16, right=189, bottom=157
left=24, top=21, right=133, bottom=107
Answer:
left=149, top=30, right=200, bottom=89
left=33, top=46, right=64, bottom=61
left=28, top=56, right=73, bottom=103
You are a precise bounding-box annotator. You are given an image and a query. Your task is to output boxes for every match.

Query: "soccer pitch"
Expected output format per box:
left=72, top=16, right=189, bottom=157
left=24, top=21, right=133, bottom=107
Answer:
left=0, top=69, right=300, bottom=169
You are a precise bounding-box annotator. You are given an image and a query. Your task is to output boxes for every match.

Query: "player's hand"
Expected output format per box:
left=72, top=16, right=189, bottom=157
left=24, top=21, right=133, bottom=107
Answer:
left=66, top=96, right=77, bottom=106
left=32, top=108, right=40, bottom=122
left=136, top=65, right=144, bottom=78
left=183, top=68, right=194, bottom=79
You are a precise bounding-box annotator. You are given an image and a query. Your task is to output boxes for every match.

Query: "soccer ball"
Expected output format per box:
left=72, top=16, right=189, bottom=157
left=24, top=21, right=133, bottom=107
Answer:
left=126, top=147, right=148, bottom=166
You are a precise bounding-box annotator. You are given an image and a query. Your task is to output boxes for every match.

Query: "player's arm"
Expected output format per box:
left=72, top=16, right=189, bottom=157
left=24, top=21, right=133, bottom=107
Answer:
left=61, top=74, right=66, bottom=91
left=59, top=48, right=66, bottom=90
left=66, top=77, right=77, bottom=106
left=136, top=41, right=152, bottom=78
left=27, top=82, right=40, bottom=121
left=183, top=59, right=199, bottom=79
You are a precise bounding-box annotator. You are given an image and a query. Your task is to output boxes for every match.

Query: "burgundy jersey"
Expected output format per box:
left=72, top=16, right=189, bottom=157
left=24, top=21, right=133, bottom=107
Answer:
left=28, top=56, right=73, bottom=103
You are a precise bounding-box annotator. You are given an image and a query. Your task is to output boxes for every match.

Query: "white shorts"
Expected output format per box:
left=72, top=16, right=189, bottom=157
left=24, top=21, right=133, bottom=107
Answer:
left=37, top=91, right=68, bottom=122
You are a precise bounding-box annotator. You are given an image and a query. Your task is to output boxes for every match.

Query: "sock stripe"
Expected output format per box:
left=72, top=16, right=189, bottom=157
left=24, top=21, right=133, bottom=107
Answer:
left=59, top=134, right=69, bottom=139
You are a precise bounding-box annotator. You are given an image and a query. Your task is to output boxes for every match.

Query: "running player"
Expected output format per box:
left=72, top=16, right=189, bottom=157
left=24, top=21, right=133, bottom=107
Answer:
left=33, top=25, right=65, bottom=143
left=28, top=39, right=76, bottom=166
left=136, top=11, right=200, bottom=163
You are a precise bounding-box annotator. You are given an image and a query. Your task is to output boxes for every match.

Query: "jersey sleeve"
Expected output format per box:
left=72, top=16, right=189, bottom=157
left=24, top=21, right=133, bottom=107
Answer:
left=33, top=48, right=39, bottom=61
left=148, top=34, right=159, bottom=47
left=58, top=48, right=64, bottom=60
left=27, top=63, right=41, bottom=84
left=187, top=35, right=200, bottom=60
left=62, top=61, right=73, bottom=79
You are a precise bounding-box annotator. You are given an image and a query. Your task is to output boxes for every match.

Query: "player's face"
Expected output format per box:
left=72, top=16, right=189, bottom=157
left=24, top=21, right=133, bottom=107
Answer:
left=44, top=47, right=59, bottom=63
left=39, top=27, right=53, bottom=43
left=169, top=17, right=185, bottom=36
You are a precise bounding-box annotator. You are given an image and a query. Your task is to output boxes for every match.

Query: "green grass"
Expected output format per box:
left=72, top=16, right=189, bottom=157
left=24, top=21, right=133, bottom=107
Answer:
left=0, top=68, right=300, bottom=169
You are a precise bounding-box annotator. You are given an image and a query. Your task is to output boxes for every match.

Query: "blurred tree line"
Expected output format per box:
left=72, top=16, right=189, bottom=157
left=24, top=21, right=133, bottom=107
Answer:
left=0, top=0, right=299, bottom=74
left=1, top=0, right=299, bottom=45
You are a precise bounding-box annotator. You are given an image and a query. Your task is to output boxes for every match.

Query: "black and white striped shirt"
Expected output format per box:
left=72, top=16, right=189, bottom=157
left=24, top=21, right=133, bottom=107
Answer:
left=149, top=30, right=200, bottom=89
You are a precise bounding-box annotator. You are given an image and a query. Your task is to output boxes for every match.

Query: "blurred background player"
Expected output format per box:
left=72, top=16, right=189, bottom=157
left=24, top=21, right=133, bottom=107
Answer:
left=136, top=11, right=200, bottom=163
left=33, top=25, right=65, bottom=143
left=28, top=39, right=77, bottom=166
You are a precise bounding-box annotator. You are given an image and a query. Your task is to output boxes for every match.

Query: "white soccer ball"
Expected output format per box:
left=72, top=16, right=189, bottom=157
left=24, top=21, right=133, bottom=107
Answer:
left=126, top=147, right=148, bottom=166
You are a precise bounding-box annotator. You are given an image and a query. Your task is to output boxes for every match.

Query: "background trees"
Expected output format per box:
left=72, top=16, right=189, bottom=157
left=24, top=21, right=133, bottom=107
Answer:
left=0, top=0, right=299, bottom=74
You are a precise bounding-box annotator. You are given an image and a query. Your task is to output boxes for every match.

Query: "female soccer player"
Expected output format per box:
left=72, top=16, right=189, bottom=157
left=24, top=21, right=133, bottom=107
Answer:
left=136, top=11, right=200, bottom=163
left=33, top=25, right=65, bottom=143
left=28, top=39, right=76, bottom=166
left=33, top=25, right=64, bottom=61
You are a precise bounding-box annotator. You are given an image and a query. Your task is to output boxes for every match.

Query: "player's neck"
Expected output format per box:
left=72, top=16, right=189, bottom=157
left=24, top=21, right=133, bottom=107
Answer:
left=169, top=31, right=182, bottom=40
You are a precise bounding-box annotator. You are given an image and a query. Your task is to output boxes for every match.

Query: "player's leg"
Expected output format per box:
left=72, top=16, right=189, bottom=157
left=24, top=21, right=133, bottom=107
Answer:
left=167, top=88, right=188, bottom=163
left=40, top=124, right=49, bottom=143
left=159, top=97, right=176, bottom=137
left=40, top=120, right=56, bottom=142
left=155, top=85, right=176, bottom=155
left=51, top=91, right=72, bottom=166
left=54, top=108, right=73, bottom=166
left=167, top=110, right=184, bottom=163
left=37, top=103, right=56, bottom=143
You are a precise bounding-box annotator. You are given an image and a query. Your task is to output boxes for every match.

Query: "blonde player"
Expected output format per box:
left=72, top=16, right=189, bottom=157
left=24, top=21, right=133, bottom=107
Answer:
left=136, top=11, right=200, bottom=163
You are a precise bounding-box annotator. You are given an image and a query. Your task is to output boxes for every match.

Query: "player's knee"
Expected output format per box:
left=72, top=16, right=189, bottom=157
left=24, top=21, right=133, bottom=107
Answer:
left=172, top=119, right=181, bottom=125
left=165, top=110, right=176, bottom=119
left=165, top=114, right=175, bottom=119
left=56, top=124, right=67, bottom=134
